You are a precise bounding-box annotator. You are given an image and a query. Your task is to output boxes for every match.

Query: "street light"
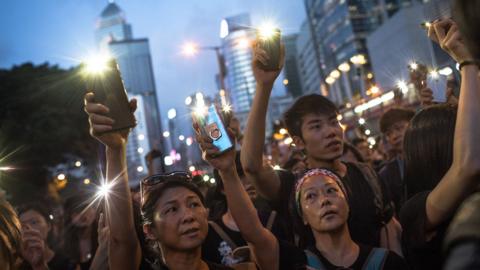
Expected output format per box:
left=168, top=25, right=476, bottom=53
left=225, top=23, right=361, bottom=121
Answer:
left=167, top=108, right=177, bottom=120
left=182, top=42, right=198, bottom=57
left=163, top=131, right=170, bottom=138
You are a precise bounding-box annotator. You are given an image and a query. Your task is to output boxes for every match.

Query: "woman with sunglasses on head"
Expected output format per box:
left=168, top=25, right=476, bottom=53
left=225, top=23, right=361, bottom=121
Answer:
left=197, top=131, right=408, bottom=270
left=83, top=93, right=232, bottom=270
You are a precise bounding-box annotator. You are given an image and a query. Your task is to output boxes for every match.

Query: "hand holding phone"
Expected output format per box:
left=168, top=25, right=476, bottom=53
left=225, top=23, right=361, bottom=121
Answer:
left=84, top=59, right=136, bottom=133
left=256, top=27, right=281, bottom=71
left=193, top=104, right=233, bottom=155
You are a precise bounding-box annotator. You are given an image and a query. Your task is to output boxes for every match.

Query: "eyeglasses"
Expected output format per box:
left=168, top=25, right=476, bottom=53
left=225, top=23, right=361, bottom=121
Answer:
left=140, top=171, right=192, bottom=204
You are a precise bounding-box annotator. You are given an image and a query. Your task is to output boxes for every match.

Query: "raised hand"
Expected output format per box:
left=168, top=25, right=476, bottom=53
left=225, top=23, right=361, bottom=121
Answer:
left=193, top=121, right=236, bottom=172
left=251, top=41, right=285, bottom=87
left=84, top=92, right=137, bottom=149
left=21, top=227, right=48, bottom=269
left=428, top=19, right=473, bottom=63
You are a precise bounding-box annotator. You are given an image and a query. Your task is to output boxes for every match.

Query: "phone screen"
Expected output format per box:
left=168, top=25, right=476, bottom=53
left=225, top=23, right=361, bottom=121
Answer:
left=428, top=75, right=447, bottom=103
left=195, top=104, right=233, bottom=154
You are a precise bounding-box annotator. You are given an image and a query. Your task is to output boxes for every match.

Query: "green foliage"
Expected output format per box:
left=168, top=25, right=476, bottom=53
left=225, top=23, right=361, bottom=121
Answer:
left=0, top=63, right=99, bottom=203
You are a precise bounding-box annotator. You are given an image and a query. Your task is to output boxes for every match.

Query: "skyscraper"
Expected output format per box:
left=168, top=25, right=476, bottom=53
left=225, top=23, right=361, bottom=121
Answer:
left=296, top=20, right=323, bottom=95
left=220, top=13, right=256, bottom=130
left=303, top=0, right=421, bottom=105
left=283, top=34, right=303, bottom=98
left=95, top=2, right=164, bottom=182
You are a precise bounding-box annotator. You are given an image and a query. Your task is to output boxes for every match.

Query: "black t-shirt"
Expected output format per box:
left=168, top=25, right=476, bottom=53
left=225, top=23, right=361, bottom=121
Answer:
left=278, top=239, right=307, bottom=270
left=306, top=244, right=408, bottom=270
left=20, top=252, right=76, bottom=270
left=379, top=158, right=405, bottom=215
left=399, top=191, right=450, bottom=270
left=275, top=162, right=390, bottom=247
left=202, top=211, right=284, bottom=266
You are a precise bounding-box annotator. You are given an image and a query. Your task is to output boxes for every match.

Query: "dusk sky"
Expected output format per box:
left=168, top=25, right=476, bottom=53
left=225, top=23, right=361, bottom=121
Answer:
left=0, top=0, right=306, bottom=134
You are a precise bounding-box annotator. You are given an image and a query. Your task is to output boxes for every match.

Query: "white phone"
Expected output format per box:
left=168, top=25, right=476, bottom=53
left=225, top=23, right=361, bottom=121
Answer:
left=428, top=75, right=447, bottom=103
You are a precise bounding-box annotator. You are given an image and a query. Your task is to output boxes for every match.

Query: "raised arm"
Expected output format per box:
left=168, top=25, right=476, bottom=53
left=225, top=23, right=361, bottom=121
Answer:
left=425, top=20, right=480, bottom=230
left=84, top=93, right=141, bottom=270
left=196, top=129, right=279, bottom=270
left=240, top=42, right=285, bottom=201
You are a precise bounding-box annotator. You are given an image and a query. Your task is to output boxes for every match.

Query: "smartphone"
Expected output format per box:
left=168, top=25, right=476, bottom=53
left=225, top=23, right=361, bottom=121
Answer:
left=85, top=59, right=136, bottom=133
left=428, top=75, right=447, bottom=103
left=256, top=28, right=281, bottom=71
left=194, top=104, right=233, bottom=155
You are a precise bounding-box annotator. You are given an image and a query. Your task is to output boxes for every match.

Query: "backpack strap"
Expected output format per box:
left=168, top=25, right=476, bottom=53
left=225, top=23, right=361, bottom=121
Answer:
left=266, top=211, right=277, bottom=231
left=208, top=221, right=238, bottom=250
left=304, top=249, right=326, bottom=270
left=362, top=248, right=388, bottom=270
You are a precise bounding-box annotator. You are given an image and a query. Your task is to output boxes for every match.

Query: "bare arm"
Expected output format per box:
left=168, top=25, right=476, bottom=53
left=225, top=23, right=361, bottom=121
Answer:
left=241, top=42, right=285, bottom=201
left=425, top=20, right=480, bottom=231
left=84, top=93, right=141, bottom=270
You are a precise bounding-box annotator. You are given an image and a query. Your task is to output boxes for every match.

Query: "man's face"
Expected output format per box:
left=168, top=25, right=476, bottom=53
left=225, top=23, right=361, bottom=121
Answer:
left=384, top=120, right=409, bottom=154
left=296, top=113, right=344, bottom=162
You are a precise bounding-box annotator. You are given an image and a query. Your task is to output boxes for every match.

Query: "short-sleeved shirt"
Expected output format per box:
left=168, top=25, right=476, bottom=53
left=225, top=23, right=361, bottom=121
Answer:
left=202, top=211, right=284, bottom=266
left=400, top=191, right=450, bottom=270
left=274, top=162, right=391, bottom=247
left=306, top=244, right=408, bottom=270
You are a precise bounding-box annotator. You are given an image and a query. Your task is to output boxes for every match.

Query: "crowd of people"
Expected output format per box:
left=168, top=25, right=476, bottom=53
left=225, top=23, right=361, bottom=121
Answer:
left=2, top=1, right=480, bottom=269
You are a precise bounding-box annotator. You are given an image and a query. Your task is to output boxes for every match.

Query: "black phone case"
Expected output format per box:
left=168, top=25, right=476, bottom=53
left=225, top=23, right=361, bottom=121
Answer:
left=257, top=28, right=281, bottom=71
left=85, top=59, right=136, bottom=133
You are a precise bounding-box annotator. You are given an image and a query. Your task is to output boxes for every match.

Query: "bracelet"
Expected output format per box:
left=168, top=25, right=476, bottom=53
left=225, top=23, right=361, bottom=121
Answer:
left=459, top=60, right=480, bottom=71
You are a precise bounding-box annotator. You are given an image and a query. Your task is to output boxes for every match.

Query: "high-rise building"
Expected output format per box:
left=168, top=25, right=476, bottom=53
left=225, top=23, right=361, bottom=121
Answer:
left=220, top=13, right=256, bottom=131
left=303, top=0, right=422, bottom=105
left=95, top=2, right=164, bottom=182
left=283, top=34, right=304, bottom=98
left=296, top=20, right=323, bottom=95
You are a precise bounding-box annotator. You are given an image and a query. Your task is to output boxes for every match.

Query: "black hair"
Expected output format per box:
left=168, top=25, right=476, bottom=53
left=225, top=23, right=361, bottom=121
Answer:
left=283, top=94, right=339, bottom=139
left=351, top=137, right=367, bottom=148
left=403, top=104, right=457, bottom=198
left=0, top=199, right=22, bottom=269
left=141, top=179, right=205, bottom=226
left=453, top=0, right=480, bottom=59
left=379, top=107, right=415, bottom=134
left=342, top=142, right=366, bottom=163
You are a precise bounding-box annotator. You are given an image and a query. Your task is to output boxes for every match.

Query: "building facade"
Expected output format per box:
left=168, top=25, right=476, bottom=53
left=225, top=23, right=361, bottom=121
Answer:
left=296, top=20, right=323, bottom=95
left=282, top=34, right=304, bottom=98
left=95, top=2, right=164, bottom=182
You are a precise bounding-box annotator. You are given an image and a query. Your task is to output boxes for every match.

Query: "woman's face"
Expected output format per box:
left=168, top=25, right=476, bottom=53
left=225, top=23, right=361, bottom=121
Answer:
left=19, top=210, right=50, bottom=241
left=71, top=206, right=96, bottom=228
left=148, top=187, right=208, bottom=251
left=300, top=175, right=349, bottom=233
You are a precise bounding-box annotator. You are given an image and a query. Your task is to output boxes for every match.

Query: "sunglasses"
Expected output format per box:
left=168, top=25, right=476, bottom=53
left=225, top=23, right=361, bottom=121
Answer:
left=140, top=171, right=192, bottom=204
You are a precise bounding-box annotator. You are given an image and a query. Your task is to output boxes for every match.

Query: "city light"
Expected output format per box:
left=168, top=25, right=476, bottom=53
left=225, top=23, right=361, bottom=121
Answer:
left=326, top=77, right=336, bottom=85
left=84, top=178, right=91, bottom=185
left=189, top=166, right=196, bottom=172
left=219, top=89, right=226, bottom=97
left=137, top=147, right=144, bottom=154
left=237, top=38, right=250, bottom=49
left=438, top=67, right=453, bottom=76
left=257, top=21, right=278, bottom=40
left=273, top=165, right=281, bottom=170
left=397, top=80, right=409, bottom=94
left=220, top=19, right=229, bottom=38
left=194, top=104, right=207, bottom=117
left=203, top=175, right=210, bottom=181
left=367, top=137, right=377, bottom=146
left=350, top=54, right=367, bottom=65
left=75, top=161, right=82, bottom=167
left=370, top=85, right=380, bottom=95
left=138, top=134, right=145, bottom=140
left=185, top=96, right=192, bottom=106
left=137, top=166, right=144, bottom=172
left=182, top=42, right=198, bottom=56
left=284, top=137, right=293, bottom=145
left=163, top=131, right=170, bottom=138
left=179, top=135, right=185, bottom=141
left=337, top=114, right=343, bottom=121
left=283, top=79, right=289, bottom=85
left=186, top=137, right=193, bottom=146
left=210, top=178, right=216, bottom=184
left=354, top=91, right=395, bottom=114
left=330, top=70, right=341, bottom=79
left=57, top=174, right=66, bottom=181
left=365, top=129, right=371, bottom=135
left=83, top=53, right=111, bottom=74
left=164, top=156, right=173, bottom=166
left=367, top=73, right=374, bottom=79
left=168, top=108, right=177, bottom=120
left=338, top=62, right=351, bottom=72
left=422, top=21, right=432, bottom=29
left=279, top=128, right=288, bottom=135
left=346, top=103, right=352, bottom=109
left=203, top=176, right=209, bottom=182
left=358, top=118, right=366, bottom=125
left=0, top=166, right=13, bottom=171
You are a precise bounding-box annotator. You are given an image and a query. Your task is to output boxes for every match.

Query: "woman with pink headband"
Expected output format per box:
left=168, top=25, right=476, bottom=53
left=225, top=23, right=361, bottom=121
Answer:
left=197, top=125, right=408, bottom=269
